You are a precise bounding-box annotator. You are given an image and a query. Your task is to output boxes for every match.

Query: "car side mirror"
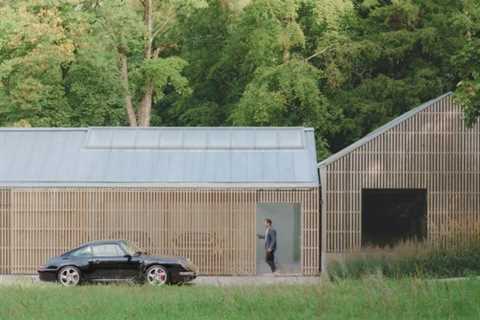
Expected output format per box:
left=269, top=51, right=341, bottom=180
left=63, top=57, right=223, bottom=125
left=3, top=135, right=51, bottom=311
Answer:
left=124, top=254, right=132, bottom=260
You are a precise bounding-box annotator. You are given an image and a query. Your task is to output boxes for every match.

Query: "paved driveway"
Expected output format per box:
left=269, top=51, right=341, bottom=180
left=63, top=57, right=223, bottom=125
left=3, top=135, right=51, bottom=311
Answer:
left=0, top=274, right=321, bottom=286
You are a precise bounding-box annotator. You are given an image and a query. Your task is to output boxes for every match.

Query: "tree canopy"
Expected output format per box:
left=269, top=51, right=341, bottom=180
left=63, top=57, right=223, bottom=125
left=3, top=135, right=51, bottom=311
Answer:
left=0, top=0, right=479, bottom=158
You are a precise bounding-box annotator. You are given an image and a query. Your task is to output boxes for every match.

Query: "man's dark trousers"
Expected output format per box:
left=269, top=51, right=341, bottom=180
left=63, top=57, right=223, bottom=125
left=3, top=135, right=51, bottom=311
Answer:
left=266, top=250, right=276, bottom=272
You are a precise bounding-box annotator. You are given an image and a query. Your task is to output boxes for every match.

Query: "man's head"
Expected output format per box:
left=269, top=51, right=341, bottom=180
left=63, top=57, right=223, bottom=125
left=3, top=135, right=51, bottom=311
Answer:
left=264, top=218, right=272, bottom=228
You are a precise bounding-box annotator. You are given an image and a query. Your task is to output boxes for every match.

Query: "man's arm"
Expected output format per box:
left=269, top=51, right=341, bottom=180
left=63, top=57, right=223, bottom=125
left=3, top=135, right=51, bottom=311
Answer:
left=257, top=234, right=265, bottom=239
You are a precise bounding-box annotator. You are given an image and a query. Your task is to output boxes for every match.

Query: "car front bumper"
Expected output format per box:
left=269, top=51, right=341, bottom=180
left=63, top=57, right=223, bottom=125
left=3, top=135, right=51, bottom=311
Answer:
left=179, top=271, right=196, bottom=277
left=175, top=271, right=196, bottom=283
left=37, top=267, right=58, bottom=282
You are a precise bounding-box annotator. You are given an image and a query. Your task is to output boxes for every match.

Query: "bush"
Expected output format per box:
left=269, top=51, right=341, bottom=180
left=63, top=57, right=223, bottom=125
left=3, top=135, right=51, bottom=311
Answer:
left=328, top=215, right=480, bottom=279
left=328, top=225, right=480, bottom=280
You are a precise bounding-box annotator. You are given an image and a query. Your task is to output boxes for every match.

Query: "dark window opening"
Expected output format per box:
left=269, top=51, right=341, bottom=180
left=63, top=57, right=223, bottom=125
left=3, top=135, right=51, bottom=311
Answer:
left=362, top=189, right=427, bottom=247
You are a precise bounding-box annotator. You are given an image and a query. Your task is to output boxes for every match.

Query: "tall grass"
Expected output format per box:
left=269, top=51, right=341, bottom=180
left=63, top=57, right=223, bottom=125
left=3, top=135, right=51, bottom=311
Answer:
left=329, top=216, right=480, bottom=280
left=1, top=279, right=480, bottom=320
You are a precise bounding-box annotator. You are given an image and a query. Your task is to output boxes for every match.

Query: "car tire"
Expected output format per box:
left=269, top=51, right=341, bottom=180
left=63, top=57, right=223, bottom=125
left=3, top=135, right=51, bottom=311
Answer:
left=57, top=266, right=82, bottom=287
left=145, top=265, right=169, bottom=286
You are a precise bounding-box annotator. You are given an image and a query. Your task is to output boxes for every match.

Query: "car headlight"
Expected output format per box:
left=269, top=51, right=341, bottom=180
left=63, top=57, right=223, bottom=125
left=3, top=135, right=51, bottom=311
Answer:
left=180, top=258, right=197, bottom=271
left=179, top=260, right=188, bottom=270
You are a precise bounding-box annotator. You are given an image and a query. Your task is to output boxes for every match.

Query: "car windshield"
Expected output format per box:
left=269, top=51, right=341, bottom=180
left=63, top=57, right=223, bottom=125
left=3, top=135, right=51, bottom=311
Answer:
left=121, top=241, right=143, bottom=255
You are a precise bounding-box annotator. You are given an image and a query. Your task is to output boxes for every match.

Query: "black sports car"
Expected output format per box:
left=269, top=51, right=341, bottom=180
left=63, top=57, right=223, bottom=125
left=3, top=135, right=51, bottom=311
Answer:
left=37, top=240, right=197, bottom=286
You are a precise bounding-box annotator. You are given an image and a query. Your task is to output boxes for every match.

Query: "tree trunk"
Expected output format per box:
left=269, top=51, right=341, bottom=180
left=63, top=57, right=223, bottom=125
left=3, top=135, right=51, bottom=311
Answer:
left=283, top=47, right=290, bottom=63
left=143, top=0, right=153, bottom=60
left=138, top=84, right=154, bottom=127
left=119, top=52, right=137, bottom=127
left=137, top=0, right=154, bottom=127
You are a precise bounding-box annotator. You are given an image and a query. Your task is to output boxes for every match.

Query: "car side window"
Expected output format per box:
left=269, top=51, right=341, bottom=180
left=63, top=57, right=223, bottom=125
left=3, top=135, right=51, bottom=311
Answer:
left=70, top=246, right=92, bottom=257
left=92, top=244, right=125, bottom=257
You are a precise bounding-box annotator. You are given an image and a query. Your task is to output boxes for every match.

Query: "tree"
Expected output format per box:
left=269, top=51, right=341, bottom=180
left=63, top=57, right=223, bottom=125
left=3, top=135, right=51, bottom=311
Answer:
left=158, top=0, right=233, bottom=126
left=0, top=2, right=77, bottom=126
left=231, top=59, right=333, bottom=157
left=312, top=0, right=469, bottom=150
left=0, top=0, right=127, bottom=127
left=224, top=0, right=337, bottom=157
left=97, top=0, right=206, bottom=127
left=1, top=0, right=477, bottom=159
left=452, top=0, right=480, bottom=126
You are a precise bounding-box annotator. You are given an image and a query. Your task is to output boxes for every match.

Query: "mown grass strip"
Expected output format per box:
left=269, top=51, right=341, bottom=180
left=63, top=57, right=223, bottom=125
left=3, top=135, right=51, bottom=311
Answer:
left=1, top=278, right=480, bottom=320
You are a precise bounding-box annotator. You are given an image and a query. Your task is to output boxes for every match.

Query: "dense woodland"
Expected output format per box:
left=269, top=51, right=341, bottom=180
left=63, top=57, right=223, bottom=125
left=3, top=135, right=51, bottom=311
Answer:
left=0, top=0, right=479, bottom=158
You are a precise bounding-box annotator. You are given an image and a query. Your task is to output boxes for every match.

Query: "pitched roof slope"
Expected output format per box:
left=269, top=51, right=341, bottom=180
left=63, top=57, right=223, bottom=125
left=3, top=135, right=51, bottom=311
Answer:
left=318, top=92, right=453, bottom=168
left=0, top=127, right=319, bottom=187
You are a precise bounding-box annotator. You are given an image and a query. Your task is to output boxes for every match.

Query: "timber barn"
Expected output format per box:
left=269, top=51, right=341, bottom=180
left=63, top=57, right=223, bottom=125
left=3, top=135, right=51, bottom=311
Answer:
left=0, top=127, right=320, bottom=275
left=1, top=93, right=478, bottom=276
left=319, top=93, right=480, bottom=269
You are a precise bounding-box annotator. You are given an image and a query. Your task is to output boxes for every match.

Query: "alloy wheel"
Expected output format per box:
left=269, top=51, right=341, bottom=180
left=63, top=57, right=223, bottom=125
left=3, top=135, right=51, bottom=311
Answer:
left=146, top=265, right=168, bottom=286
left=58, top=266, right=81, bottom=286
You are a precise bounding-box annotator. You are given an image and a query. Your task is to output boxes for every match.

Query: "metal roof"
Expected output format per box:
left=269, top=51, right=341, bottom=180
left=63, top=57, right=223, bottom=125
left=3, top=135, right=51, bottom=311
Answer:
left=0, top=127, right=319, bottom=187
left=318, top=92, right=453, bottom=168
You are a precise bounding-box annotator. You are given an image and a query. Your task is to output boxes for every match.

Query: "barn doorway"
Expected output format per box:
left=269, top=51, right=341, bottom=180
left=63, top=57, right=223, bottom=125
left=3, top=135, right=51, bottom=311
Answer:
left=362, top=189, right=427, bottom=248
left=256, top=203, right=301, bottom=275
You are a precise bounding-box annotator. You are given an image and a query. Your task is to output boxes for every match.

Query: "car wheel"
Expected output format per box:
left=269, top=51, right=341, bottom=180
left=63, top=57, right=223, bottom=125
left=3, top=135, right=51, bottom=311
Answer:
left=145, top=265, right=168, bottom=286
left=58, top=266, right=81, bottom=287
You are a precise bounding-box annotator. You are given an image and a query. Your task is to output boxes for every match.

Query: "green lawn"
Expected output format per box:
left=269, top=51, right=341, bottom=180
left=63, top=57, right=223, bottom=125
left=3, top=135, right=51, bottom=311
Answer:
left=1, top=278, right=479, bottom=320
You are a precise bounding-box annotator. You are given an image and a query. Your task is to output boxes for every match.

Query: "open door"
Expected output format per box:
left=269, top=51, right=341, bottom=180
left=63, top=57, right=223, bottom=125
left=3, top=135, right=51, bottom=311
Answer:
left=256, top=203, right=301, bottom=275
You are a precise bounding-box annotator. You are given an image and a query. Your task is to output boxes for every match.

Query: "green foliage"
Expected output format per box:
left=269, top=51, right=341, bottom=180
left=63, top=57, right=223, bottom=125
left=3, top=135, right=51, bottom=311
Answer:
left=231, top=58, right=333, bottom=157
left=232, top=60, right=323, bottom=125
left=169, top=0, right=232, bottom=126
left=0, top=0, right=479, bottom=157
left=316, top=0, right=473, bottom=149
left=66, top=48, right=126, bottom=126
left=452, top=0, right=480, bottom=126
left=144, top=57, right=191, bottom=99
left=0, top=2, right=76, bottom=126
left=328, top=240, right=480, bottom=280
left=0, top=1, right=127, bottom=127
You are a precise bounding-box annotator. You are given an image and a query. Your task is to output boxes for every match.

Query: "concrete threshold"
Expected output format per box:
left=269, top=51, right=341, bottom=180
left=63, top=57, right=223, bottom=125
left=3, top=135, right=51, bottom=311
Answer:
left=192, top=275, right=321, bottom=286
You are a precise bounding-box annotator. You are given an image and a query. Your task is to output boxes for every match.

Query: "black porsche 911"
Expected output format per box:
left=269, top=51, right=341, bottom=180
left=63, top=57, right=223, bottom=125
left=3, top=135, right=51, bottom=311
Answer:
left=37, top=240, right=197, bottom=286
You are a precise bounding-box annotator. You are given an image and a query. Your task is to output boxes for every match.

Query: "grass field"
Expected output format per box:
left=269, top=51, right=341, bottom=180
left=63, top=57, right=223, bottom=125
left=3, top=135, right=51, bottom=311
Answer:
left=1, top=277, right=480, bottom=320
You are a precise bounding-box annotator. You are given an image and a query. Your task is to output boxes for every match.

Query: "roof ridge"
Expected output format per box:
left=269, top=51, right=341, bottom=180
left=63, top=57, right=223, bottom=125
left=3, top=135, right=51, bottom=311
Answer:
left=0, top=128, right=88, bottom=132
left=0, top=126, right=314, bottom=132
left=87, top=126, right=312, bottom=131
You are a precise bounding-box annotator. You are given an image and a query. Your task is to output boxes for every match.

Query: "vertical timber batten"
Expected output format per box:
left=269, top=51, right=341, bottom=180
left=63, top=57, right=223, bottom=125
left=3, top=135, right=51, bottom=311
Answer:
left=0, top=189, right=11, bottom=274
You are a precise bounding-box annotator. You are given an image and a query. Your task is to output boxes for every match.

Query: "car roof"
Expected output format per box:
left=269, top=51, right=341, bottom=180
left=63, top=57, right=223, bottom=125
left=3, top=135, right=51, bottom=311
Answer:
left=79, top=240, right=126, bottom=247
left=61, top=240, right=128, bottom=256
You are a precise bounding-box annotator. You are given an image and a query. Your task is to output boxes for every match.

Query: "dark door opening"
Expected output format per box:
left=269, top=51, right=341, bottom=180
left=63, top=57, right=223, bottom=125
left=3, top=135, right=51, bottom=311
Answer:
left=362, top=189, right=427, bottom=247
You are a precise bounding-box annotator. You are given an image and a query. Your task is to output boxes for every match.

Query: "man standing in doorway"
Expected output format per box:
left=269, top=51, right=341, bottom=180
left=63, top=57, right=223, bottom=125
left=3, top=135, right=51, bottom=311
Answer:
left=257, top=218, right=277, bottom=273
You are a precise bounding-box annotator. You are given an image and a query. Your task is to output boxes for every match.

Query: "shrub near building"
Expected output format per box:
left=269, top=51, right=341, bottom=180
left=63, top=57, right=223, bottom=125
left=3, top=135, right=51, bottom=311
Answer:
left=329, top=218, right=480, bottom=279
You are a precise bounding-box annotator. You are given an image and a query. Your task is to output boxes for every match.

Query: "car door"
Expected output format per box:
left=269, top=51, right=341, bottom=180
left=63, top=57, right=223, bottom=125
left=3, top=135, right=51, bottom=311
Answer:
left=67, top=245, right=95, bottom=279
left=89, top=243, right=138, bottom=280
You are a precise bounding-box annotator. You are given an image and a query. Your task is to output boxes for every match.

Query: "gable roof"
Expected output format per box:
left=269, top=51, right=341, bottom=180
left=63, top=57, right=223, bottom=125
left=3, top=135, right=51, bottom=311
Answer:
left=318, top=92, right=453, bottom=168
left=0, top=127, right=319, bottom=187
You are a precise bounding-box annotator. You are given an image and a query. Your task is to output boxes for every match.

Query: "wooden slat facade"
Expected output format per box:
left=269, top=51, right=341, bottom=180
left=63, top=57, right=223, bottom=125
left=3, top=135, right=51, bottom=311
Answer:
left=0, top=188, right=319, bottom=275
left=0, top=189, right=10, bottom=274
left=320, top=94, right=480, bottom=265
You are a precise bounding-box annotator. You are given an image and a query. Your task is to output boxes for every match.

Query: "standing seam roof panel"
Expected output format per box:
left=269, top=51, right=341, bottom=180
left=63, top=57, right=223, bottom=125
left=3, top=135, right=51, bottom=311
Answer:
left=0, top=127, right=319, bottom=187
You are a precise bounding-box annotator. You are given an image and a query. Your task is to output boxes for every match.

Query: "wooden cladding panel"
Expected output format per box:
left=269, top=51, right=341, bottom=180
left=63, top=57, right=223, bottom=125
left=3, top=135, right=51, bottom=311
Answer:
left=1, top=188, right=319, bottom=275
left=322, top=95, right=480, bottom=253
left=0, top=189, right=10, bottom=274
